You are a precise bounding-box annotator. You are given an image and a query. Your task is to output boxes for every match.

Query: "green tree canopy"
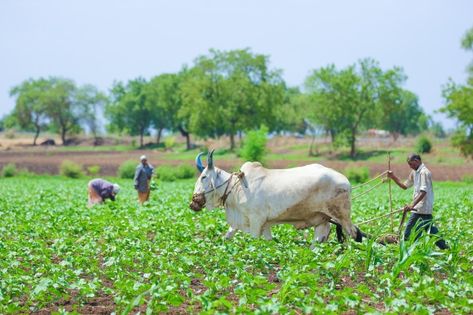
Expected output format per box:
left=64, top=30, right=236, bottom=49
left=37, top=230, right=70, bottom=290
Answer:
left=106, top=78, right=152, bottom=147
left=10, top=78, right=52, bottom=145
left=179, top=48, right=286, bottom=150
left=44, top=78, right=80, bottom=145
left=145, top=73, right=182, bottom=146
left=75, top=84, right=108, bottom=144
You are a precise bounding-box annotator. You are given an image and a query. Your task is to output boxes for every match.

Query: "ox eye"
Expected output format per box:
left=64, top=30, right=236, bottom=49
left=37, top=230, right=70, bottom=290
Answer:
left=201, top=176, right=207, bottom=180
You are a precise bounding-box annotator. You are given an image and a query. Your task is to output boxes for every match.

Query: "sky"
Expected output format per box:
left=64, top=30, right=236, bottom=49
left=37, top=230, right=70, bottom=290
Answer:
left=0, top=0, right=472, bottom=129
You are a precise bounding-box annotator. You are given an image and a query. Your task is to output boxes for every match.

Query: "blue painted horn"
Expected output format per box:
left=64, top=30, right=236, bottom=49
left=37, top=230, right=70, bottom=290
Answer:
left=195, top=152, right=205, bottom=173
left=207, top=149, right=215, bottom=169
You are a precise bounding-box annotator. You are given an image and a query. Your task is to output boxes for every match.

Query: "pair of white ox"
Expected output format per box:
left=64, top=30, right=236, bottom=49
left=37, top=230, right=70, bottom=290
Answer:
left=189, top=150, right=364, bottom=247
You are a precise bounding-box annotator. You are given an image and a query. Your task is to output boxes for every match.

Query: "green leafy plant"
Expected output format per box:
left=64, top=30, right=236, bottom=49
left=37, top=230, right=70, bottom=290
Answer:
left=156, top=164, right=195, bottom=182
left=117, top=160, right=136, bottom=179
left=344, top=166, right=369, bottom=183
left=59, top=160, right=83, bottom=178
left=2, top=163, right=17, bottom=177
left=240, top=125, right=269, bottom=163
left=87, top=165, right=101, bottom=176
left=415, top=136, right=432, bottom=153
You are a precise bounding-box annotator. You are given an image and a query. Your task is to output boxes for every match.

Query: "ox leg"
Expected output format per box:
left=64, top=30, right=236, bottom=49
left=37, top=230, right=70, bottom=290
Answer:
left=262, top=224, right=273, bottom=241
left=249, top=221, right=263, bottom=238
left=225, top=226, right=238, bottom=239
left=312, top=222, right=331, bottom=248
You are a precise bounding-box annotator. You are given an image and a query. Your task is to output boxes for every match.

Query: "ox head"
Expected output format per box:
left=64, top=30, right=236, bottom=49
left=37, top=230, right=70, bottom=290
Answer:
left=190, top=149, right=222, bottom=211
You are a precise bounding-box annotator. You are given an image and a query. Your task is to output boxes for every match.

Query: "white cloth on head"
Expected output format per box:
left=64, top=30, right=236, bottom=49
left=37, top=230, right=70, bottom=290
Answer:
left=140, top=155, right=147, bottom=161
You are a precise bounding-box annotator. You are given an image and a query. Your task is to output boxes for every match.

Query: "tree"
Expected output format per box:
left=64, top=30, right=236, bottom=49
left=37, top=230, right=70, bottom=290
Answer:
left=10, top=78, right=52, bottom=145
left=44, top=78, right=80, bottom=145
left=377, top=69, right=424, bottom=141
left=439, top=26, right=473, bottom=157
left=179, top=49, right=285, bottom=150
left=306, top=59, right=389, bottom=157
left=75, top=84, right=107, bottom=145
left=461, top=26, right=473, bottom=77
left=145, top=74, right=181, bottom=146
left=106, top=78, right=152, bottom=147
left=441, top=79, right=473, bottom=157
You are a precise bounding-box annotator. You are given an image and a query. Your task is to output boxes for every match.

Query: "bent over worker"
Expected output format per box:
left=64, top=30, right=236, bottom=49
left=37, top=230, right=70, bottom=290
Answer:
left=134, top=155, right=154, bottom=204
left=88, top=178, right=120, bottom=206
left=388, top=154, right=448, bottom=250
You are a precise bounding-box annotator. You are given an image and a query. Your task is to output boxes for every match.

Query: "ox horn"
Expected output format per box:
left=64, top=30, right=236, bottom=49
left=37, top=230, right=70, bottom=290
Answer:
left=207, top=149, right=215, bottom=169
left=195, top=152, right=205, bottom=173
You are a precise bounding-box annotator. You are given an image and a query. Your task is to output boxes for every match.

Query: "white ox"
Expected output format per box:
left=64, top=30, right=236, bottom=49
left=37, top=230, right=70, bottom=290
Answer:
left=189, top=150, right=363, bottom=247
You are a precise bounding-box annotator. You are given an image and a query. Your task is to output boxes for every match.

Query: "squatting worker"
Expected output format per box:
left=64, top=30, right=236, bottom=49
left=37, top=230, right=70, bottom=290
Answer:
left=387, top=154, right=448, bottom=250
left=88, top=178, right=120, bottom=206
left=134, top=155, right=154, bottom=204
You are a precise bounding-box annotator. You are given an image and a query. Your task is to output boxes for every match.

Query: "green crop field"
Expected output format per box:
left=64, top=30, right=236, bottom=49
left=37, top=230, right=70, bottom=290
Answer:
left=0, top=177, right=472, bottom=314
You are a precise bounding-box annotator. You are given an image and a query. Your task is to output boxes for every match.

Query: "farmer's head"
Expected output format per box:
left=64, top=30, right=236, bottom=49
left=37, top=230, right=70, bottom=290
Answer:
left=407, top=154, right=422, bottom=170
left=140, top=155, right=148, bottom=165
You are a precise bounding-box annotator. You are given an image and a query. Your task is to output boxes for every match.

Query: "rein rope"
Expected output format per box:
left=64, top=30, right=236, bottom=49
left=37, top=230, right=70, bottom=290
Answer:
left=202, top=171, right=245, bottom=206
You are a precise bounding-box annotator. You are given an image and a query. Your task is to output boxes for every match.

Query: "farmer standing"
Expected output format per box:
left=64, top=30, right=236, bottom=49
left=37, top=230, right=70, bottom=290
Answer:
left=87, top=178, right=120, bottom=206
left=387, top=154, right=448, bottom=249
left=134, top=155, right=154, bottom=204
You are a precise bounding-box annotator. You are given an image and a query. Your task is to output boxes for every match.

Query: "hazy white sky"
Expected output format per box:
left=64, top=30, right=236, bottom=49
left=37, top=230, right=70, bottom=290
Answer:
left=1, top=0, right=472, bottom=129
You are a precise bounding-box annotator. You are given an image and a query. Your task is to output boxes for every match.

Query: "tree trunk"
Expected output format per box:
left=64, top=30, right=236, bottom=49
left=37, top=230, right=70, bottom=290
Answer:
left=33, top=125, right=40, bottom=146
left=230, top=133, right=235, bottom=151
left=140, top=131, right=144, bottom=148
left=350, top=129, right=356, bottom=158
left=156, top=128, right=163, bottom=146
left=178, top=125, right=191, bottom=150
left=61, top=127, right=67, bottom=145
left=329, top=129, right=336, bottom=144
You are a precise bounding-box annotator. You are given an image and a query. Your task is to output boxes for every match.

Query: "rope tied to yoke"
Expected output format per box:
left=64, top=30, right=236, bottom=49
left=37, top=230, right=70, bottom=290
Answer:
left=351, top=170, right=389, bottom=200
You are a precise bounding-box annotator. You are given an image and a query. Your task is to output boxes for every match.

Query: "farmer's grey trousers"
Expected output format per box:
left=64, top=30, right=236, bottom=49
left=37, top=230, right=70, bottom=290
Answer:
left=404, top=213, right=448, bottom=249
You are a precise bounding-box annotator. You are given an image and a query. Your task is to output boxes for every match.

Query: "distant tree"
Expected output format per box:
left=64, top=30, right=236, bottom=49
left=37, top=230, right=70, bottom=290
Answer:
left=9, top=78, right=52, bottom=145
left=439, top=26, right=473, bottom=157
left=430, top=121, right=446, bottom=138
left=179, top=49, right=285, bottom=150
left=145, top=74, right=181, bottom=146
left=44, top=78, right=80, bottom=145
left=272, top=87, right=308, bottom=134
left=306, top=59, right=389, bottom=157
left=106, top=78, right=152, bottom=147
left=441, top=79, right=473, bottom=157
left=461, top=26, right=473, bottom=77
left=378, top=71, right=424, bottom=141
left=75, top=84, right=107, bottom=145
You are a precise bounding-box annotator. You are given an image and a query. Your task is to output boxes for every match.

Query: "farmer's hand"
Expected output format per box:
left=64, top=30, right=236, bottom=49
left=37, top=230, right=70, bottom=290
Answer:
left=403, top=204, right=414, bottom=211
left=387, top=171, right=395, bottom=179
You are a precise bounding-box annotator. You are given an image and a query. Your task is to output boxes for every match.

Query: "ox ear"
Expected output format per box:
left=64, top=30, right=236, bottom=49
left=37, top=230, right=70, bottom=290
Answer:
left=207, top=149, right=215, bottom=169
left=195, top=152, right=205, bottom=173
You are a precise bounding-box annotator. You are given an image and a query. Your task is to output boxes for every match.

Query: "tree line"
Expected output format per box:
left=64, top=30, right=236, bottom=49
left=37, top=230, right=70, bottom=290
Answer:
left=2, top=41, right=471, bottom=157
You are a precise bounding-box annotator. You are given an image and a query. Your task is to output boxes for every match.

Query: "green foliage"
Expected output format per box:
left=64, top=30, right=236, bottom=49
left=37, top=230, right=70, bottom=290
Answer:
left=117, top=160, right=137, bottom=179
left=430, top=121, right=446, bottom=138
left=415, top=136, right=432, bottom=154
left=0, top=178, right=471, bottom=314
left=344, top=166, right=369, bottom=183
left=59, top=160, right=83, bottom=178
left=4, top=129, right=16, bottom=139
left=164, top=136, right=176, bottom=149
left=441, top=79, right=473, bottom=157
left=179, top=48, right=285, bottom=149
left=451, top=129, right=473, bottom=157
left=305, top=59, right=409, bottom=157
left=462, top=175, right=473, bottom=183
left=240, top=125, right=269, bottom=162
left=86, top=165, right=101, bottom=176
left=2, top=163, right=17, bottom=177
left=106, top=78, right=153, bottom=147
left=156, top=164, right=196, bottom=182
